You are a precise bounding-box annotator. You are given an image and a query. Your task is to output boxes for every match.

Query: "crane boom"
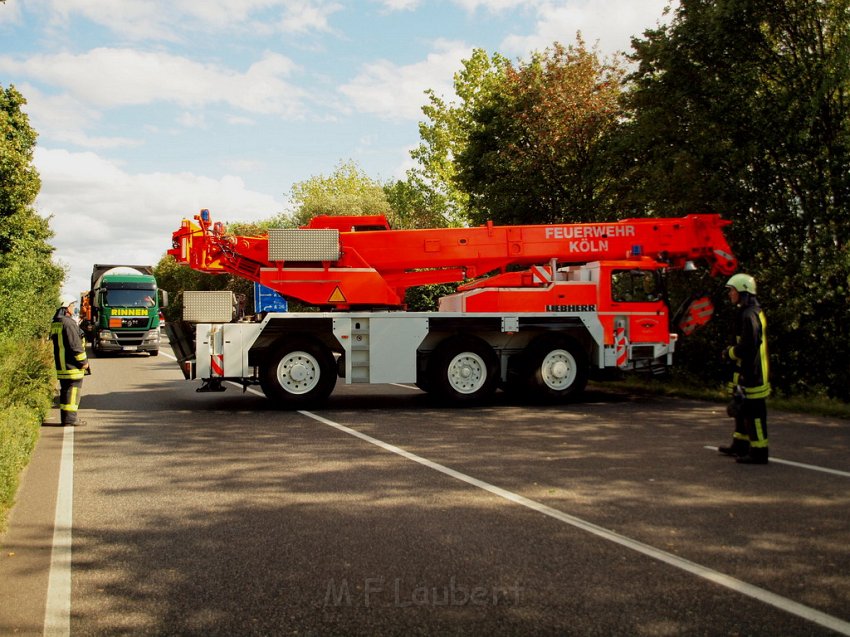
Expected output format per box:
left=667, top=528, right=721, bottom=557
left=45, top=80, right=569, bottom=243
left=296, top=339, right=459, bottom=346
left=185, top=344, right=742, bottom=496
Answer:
left=169, top=210, right=736, bottom=309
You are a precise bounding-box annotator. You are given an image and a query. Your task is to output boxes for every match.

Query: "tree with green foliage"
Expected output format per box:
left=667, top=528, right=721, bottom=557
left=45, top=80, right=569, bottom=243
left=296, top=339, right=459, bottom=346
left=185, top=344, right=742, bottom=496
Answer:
left=459, top=40, right=626, bottom=225
left=383, top=171, right=453, bottom=229
left=0, top=84, right=63, bottom=529
left=0, top=85, right=64, bottom=340
left=413, top=39, right=626, bottom=226
left=287, top=159, right=395, bottom=227
left=624, top=0, right=850, bottom=399
left=412, top=48, right=509, bottom=225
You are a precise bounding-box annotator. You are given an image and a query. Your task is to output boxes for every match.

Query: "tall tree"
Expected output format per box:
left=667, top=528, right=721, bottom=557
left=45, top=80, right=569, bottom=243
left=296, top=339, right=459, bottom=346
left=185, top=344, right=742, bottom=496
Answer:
left=624, top=0, right=850, bottom=398
left=412, top=48, right=510, bottom=225
left=459, top=40, right=626, bottom=225
left=413, top=39, right=626, bottom=226
left=0, top=85, right=63, bottom=340
left=383, top=171, right=453, bottom=229
left=287, top=159, right=395, bottom=227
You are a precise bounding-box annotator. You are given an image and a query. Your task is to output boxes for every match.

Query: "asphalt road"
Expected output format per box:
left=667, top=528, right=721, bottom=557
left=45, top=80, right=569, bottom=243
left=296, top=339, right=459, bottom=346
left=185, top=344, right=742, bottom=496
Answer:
left=1, top=344, right=849, bottom=636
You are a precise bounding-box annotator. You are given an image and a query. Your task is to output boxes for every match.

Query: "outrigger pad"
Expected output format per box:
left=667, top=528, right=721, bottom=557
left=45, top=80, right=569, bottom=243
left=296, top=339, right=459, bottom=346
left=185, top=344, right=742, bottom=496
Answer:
left=197, top=379, right=226, bottom=393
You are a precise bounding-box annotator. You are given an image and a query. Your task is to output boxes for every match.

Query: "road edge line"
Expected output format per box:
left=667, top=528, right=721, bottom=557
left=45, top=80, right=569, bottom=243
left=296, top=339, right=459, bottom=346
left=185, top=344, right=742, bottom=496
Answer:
left=43, top=425, right=73, bottom=637
left=704, top=446, right=850, bottom=477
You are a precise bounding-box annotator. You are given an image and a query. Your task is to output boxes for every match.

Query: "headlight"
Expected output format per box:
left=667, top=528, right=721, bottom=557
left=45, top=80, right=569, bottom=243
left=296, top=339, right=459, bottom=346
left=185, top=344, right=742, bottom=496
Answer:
left=100, top=330, right=114, bottom=340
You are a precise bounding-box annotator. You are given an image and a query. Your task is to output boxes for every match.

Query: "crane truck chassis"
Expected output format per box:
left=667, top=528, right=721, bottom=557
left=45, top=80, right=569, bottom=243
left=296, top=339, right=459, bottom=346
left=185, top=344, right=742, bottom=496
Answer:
left=165, top=210, right=737, bottom=407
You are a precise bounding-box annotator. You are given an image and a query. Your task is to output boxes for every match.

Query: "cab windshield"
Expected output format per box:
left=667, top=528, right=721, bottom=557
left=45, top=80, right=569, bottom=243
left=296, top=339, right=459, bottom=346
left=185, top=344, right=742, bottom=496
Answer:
left=104, top=288, right=156, bottom=307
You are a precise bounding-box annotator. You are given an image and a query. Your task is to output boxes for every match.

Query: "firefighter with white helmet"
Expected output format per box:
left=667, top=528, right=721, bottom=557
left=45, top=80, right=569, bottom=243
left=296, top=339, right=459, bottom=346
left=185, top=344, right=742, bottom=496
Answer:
left=50, top=294, right=89, bottom=426
left=718, top=273, right=770, bottom=464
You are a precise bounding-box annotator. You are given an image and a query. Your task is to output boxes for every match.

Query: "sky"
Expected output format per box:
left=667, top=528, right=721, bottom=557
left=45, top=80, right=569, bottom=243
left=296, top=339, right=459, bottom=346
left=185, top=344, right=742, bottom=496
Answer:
left=0, top=0, right=673, bottom=298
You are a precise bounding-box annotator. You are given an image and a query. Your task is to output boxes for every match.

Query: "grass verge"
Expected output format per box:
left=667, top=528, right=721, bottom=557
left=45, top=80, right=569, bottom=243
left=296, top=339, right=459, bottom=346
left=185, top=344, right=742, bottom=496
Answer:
left=0, top=337, right=55, bottom=533
left=593, top=374, right=850, bottom=420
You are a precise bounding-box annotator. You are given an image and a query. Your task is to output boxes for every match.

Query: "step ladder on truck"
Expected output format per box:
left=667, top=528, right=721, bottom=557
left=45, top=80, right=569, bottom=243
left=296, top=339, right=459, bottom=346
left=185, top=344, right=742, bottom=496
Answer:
left=165, top=209, right=737, bottom=407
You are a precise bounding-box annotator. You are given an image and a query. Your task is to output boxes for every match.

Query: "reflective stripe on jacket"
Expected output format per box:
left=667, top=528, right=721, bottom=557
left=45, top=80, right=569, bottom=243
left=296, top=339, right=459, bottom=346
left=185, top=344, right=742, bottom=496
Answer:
left=726, top=296, right=770, bottom=399
left=51, top=308, right=87, bottom=380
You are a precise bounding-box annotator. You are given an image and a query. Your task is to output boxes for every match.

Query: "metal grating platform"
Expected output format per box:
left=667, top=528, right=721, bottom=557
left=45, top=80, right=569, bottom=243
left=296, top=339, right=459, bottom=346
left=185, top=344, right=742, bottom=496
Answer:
left=183, top=290, right=236, bottom=323
left=268, top=228, right=340, bottom=261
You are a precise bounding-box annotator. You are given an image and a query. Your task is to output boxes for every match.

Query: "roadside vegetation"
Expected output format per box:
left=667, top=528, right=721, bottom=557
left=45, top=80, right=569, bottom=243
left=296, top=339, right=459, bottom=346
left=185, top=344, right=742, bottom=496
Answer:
left=594, top=375, right=850, bottom=422
left=0, top=86, right=64, bottom=531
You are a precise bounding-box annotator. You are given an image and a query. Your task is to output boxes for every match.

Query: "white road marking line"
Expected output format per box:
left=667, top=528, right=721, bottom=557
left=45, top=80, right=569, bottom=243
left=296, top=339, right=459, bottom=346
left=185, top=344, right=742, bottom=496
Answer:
left=300, top=409, right=850, bottom=636
left=390, top=383, right=419, bottom=391
left=43, top=426, right=74, bottom=637
left=704, top=446, right=850, bottom=477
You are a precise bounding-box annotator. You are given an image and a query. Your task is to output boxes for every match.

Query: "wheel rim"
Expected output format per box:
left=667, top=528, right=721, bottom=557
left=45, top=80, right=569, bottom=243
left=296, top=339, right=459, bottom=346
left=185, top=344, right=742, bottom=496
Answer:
left=540, top=349, right=577, bottom=391
left=276, top=351, right=321, bottom=395
left=446, top=352, right=487, bottom=394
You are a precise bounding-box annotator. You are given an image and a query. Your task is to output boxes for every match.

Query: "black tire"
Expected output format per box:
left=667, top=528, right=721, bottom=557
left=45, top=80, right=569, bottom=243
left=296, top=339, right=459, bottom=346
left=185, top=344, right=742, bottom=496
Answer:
left=428, top=336, right=499, bottom=404
left=149, top=349, right=159, bottom=357
left=260, top=339, right=337, bottom=407
left=519, top=335, right=588, bottom=402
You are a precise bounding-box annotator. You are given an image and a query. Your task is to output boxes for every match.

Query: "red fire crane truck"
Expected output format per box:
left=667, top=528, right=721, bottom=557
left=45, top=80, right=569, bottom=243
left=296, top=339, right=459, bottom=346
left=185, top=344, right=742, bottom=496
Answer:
left=165, top=209, right=736, bottom=406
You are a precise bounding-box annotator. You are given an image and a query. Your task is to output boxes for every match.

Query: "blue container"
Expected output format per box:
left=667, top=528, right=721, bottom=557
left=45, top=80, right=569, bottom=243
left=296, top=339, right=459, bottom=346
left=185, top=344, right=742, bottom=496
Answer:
left=253, top=283, right=288, bottom=313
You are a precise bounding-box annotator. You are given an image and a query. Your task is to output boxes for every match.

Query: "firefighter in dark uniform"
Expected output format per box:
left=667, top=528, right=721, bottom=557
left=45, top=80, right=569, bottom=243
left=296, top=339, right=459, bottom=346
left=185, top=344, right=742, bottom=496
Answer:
left=718, top=274, right=770, bottom=464
left=51, top=295, right=89, bottom=426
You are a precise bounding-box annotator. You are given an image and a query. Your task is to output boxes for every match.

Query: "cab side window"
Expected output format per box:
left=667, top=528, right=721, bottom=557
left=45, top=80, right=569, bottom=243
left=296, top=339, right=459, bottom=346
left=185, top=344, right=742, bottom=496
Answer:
left=612, top=270, right=661, bottom=303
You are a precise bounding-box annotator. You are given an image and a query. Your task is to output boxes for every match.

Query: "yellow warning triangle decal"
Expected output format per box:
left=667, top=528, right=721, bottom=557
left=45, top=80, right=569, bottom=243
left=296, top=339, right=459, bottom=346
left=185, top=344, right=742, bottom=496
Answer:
left=328, top=286, right=347, bottom=303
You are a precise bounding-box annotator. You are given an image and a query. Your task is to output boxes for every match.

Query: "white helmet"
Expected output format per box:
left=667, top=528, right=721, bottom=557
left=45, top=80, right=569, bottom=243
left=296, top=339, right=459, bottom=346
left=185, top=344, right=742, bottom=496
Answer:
left=726, top=273, right=756, bottom=295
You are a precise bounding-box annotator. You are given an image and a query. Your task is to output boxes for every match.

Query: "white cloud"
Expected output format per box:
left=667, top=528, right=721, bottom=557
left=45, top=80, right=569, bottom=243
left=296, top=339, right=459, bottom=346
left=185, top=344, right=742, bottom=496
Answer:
left=378, top=0, right=421, bottom=11
left=35, top=147, right=283, bottom=297
left=0, top=49, right=306, bottom=116
left=42, top=0, right=175, bottom=41
left=32, top=0, right=345, bottom=41
left=501, top=0, right=673, bottom=57
left=223, top=158, right=267, bottom=174
left=0, top=0, right=23, bottom=25
left=275, top=1, right=343, bottom=33
left=226, top=115, right=256, bottom=126
left=339, top=39, right=471, bottom=121
left=178, top=111, right=208, bottom=129
left=451, top=0, right=533, bottom=12
left=15, top=83, right=143, bottom=149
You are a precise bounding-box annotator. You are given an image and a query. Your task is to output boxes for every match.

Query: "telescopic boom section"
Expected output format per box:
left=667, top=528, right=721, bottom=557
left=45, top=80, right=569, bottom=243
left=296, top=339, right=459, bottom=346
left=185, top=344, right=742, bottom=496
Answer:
left=168, top=210, right=737, bottom=309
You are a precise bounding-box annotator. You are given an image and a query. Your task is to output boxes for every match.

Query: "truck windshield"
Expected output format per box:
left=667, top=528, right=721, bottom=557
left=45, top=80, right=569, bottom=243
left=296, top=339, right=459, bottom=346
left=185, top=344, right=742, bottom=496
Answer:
left=104, top=288, right=157, bottom=307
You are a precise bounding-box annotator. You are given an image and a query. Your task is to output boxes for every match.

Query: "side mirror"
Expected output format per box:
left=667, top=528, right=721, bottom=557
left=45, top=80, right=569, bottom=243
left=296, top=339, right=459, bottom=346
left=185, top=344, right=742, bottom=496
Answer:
left=160, top=290, right=169, bottom=308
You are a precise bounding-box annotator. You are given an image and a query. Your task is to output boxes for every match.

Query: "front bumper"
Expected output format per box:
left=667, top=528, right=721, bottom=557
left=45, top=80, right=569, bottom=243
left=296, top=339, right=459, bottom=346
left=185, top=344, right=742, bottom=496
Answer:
left=97, top=329, right=160, bottom=352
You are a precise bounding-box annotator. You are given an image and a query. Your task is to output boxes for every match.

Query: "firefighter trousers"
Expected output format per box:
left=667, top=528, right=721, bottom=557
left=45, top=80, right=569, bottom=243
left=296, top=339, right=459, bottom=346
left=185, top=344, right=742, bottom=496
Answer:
left=733, top=398, right=768, bottom=454
left=58, top=378, right=84, bottom=425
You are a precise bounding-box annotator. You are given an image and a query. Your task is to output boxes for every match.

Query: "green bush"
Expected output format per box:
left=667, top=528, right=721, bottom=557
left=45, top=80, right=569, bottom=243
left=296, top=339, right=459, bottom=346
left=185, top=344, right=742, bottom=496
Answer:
left=0, top=337, right=55, bottom=531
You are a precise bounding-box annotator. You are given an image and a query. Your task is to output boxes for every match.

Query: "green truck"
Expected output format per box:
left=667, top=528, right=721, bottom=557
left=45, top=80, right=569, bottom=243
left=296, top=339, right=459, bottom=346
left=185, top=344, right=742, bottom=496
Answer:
left=81, top=264, right=168, bottom=356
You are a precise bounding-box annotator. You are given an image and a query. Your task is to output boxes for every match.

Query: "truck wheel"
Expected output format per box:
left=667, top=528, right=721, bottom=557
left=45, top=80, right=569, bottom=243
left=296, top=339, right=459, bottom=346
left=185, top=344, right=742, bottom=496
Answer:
left=149, top=349, right=159, bottom=357
left=429, top=336, right=499, bottom=404
left=260, top=340, right=337, bottom=406
left=521, top=336, right=588, bottom=401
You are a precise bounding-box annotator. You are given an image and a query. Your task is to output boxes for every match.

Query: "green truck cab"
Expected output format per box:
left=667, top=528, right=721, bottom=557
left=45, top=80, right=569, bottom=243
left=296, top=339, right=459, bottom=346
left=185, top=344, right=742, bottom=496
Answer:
left=81, top=265, right=168, bottom=356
